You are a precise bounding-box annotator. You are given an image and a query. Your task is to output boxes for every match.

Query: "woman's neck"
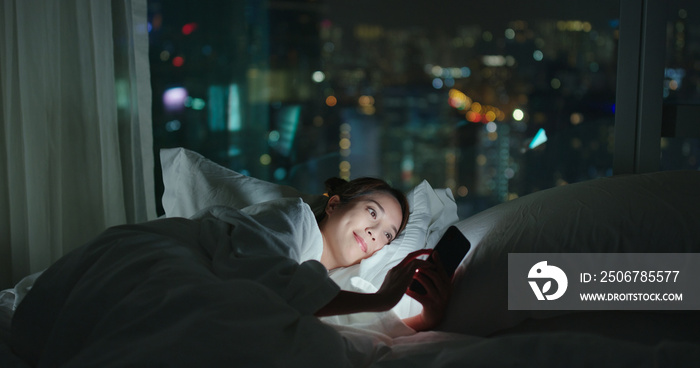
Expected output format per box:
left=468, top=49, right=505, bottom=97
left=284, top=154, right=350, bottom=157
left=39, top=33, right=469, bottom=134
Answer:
left=318, top=222, right=337, bottom=270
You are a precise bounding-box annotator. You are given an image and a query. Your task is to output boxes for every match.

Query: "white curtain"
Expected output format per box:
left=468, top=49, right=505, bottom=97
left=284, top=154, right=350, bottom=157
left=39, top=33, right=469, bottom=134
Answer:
left=0, top=0, right=156, bottom=289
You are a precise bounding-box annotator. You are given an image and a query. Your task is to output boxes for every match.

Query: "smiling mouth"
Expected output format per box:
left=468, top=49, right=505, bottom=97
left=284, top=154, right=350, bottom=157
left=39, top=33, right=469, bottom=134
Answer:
left=354, top=232, right=368, bottom=253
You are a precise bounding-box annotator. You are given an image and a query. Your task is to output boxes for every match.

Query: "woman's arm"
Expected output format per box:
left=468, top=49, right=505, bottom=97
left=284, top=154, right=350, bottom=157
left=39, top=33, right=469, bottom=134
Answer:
left=315, top=290, right=394, bottom=316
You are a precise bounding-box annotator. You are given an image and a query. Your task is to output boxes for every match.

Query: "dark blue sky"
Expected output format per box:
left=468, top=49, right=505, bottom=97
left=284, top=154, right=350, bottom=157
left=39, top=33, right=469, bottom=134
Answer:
left=325, top=0, right=623, bottom=30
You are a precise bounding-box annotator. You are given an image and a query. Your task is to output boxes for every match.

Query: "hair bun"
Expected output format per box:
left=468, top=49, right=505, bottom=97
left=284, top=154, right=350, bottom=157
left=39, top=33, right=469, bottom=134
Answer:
left=324, top=177, right=348, bottom=197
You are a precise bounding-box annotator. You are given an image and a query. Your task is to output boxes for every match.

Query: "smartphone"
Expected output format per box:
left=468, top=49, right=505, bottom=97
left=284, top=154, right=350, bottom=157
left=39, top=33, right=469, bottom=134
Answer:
left=409, top=226, right=471, bottom=295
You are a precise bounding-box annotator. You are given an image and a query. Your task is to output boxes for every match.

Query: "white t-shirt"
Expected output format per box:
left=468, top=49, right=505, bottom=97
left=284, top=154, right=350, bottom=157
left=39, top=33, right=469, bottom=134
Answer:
left=191, top=197, right=339, bottom=315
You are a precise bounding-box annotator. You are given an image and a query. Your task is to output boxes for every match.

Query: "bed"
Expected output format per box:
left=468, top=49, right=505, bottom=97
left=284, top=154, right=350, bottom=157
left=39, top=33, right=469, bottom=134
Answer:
left=1, top=147, right=699, bottom=367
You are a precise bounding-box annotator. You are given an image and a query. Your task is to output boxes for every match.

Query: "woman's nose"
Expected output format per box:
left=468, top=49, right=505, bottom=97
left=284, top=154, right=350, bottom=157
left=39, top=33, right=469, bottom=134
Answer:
left=366, top=229, right=376, bottom=242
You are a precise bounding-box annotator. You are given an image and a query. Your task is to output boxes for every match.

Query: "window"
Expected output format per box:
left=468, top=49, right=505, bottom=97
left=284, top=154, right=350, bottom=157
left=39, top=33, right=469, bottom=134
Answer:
left=148, top=0, right=622, bottom=217
left=661, top=0, right=700, bottom=171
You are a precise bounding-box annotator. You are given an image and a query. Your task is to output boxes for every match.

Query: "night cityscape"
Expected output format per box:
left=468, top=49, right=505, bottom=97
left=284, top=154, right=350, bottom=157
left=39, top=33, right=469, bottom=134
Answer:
left=3, top=3, right=700, bottom=363
left=147, top=0, right=699, bottom=217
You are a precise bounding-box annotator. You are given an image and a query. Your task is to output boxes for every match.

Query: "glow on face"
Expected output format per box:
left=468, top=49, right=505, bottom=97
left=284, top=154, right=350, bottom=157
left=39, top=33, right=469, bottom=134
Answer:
left=321, top=192, right=403, bottom=268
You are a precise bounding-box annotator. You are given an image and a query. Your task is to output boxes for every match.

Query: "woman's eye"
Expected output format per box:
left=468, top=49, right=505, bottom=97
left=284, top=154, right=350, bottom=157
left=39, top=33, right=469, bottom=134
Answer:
left=385, top=233, right=392, bottom=241
left=368, top=208, right=377, bottom=218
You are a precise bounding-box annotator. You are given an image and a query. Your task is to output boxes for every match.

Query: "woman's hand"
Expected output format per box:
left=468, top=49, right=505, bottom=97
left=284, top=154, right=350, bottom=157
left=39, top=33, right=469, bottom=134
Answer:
left=316, top=249, right=433, bottom=317
left=403, top=251, right=452, bottom=331
left=375, top=249, right=434, bottom=310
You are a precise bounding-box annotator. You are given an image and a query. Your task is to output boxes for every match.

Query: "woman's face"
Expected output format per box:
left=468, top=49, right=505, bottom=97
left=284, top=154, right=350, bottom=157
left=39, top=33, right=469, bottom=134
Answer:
left=319, top=192, right=403, bottom=269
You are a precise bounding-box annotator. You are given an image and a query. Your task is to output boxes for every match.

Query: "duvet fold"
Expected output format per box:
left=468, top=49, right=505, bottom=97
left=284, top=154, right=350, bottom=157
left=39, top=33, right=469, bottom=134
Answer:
left=11, top=200, right=348, bottom=367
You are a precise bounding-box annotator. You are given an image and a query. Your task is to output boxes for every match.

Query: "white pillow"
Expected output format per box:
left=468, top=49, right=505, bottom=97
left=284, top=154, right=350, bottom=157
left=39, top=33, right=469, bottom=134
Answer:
left=437, top=170, right=700, bottom=337
left=160, top=147, right=459, bottom=315
left=160, top=147, right=328, bottom=217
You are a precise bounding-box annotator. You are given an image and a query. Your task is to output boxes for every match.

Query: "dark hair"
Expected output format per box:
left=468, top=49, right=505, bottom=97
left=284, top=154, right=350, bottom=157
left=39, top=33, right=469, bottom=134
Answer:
left=322, top=177, right=410, bottom=237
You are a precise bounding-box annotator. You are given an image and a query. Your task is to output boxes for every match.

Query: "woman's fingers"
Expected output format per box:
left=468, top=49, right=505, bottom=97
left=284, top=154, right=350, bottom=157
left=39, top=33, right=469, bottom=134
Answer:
left=394, top=258, right=433, bottom=279
left=388, top=249, right=454, bottom=300
left=380, top=258, right=433, bottom=299
left=397, top=249, right=432, bottom=267
left=407, top=265, right=451, bottom=301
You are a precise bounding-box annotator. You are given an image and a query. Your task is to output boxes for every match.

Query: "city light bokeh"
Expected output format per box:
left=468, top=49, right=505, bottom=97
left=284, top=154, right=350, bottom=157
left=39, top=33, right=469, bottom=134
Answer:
left=147, top=0, right=700, bottom=217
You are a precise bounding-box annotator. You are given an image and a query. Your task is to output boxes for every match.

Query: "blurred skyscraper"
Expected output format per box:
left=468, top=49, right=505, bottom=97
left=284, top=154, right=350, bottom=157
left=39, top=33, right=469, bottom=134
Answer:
left=147, top=0, right=699, bottom=217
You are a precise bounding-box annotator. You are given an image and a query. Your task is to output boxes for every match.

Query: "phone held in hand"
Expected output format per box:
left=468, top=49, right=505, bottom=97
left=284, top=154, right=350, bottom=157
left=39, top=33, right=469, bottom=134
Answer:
left=409, top=226, right=471, bottom=295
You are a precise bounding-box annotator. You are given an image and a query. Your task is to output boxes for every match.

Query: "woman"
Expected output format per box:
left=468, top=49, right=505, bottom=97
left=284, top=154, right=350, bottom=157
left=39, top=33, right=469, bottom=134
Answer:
left=8, top=176, right=451, bottom=366
left=314, top=177, right=451, bottom=332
